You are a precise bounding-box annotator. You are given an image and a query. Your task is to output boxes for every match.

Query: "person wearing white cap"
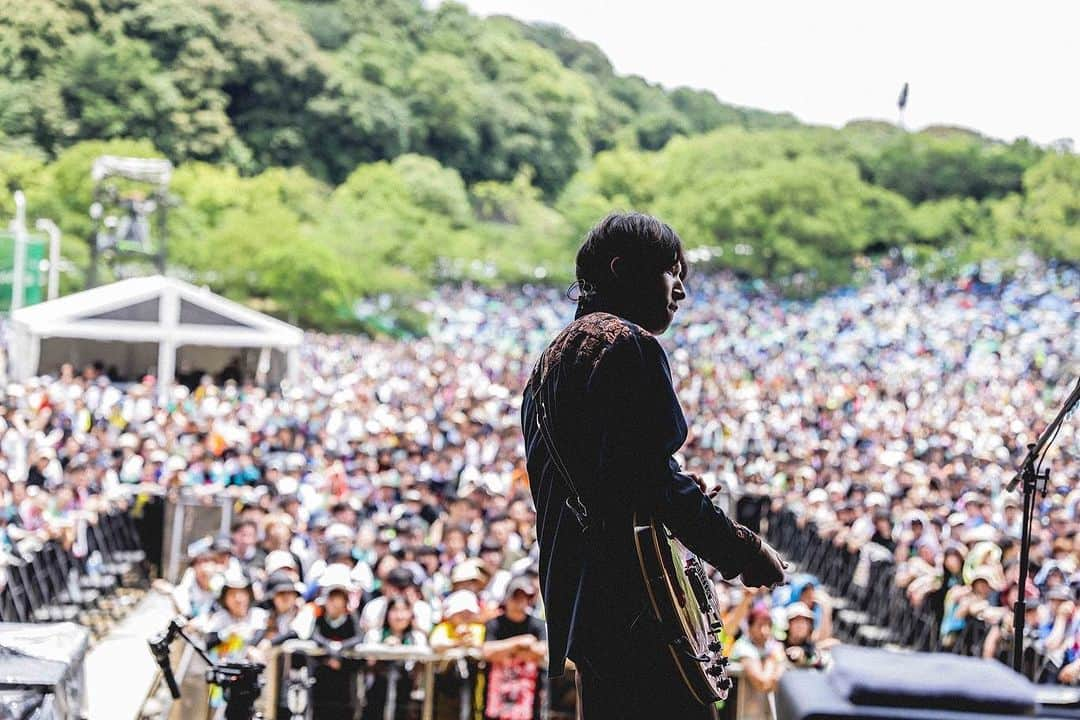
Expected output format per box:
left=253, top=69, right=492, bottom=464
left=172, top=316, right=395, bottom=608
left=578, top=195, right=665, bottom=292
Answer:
left=201, top=568, right=267, bottom=667
left=257, top=572, right=308, bottom=654
left=430, top=589, right=484, bottom=650
left=783, top=602, right=832, bottom=669
left=317, top=562, right=356, bottom=594
left=310, top=563, right=362, bottom=718
left=264, top=549, right=300, bottom=581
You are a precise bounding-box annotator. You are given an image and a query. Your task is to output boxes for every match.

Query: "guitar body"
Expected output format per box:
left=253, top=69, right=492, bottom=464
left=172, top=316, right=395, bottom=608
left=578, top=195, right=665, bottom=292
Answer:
left=633, top=512, right=733, bottom=704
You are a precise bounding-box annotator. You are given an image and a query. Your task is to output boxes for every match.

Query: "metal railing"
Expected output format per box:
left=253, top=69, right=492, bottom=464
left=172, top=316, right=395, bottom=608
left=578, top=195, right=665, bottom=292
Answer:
left=257, top=641, right=754, bottom=720
left=266, top=641, right=482, bottom=720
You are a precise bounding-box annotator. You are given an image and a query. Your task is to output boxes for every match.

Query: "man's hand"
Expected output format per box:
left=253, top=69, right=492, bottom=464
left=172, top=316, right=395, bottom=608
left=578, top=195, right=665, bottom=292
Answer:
left=686, top=472, right=721, bottom=499
left=741, top=537, right=787, bottom=589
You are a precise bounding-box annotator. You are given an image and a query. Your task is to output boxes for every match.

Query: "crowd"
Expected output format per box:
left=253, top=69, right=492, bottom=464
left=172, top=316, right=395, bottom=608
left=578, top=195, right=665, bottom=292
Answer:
left=0, top=255, right=1076, bottom=717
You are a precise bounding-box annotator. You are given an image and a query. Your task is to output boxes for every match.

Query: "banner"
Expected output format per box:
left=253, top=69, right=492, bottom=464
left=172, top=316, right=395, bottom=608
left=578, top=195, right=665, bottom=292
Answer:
left=0, top=231, right=47, bottom=311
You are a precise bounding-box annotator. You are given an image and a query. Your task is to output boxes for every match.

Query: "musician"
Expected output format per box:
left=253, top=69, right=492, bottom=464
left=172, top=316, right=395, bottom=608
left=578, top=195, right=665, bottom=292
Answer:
left=521, top=212, right=786, bottom=718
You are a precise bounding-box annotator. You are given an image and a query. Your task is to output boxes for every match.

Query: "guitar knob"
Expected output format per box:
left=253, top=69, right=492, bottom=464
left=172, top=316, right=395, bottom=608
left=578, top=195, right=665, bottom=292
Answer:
left=708, top=641, right=723, bottom=653
left=719, top=677, right=733, bottom=691
left=717, top=656, right=730, bottom=667
left=706, top=665, right=725, bottom=677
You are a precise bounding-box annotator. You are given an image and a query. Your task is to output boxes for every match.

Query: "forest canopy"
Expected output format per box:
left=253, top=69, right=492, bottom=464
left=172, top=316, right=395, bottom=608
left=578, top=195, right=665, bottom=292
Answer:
left=0, top=0, right=1074, bottom=328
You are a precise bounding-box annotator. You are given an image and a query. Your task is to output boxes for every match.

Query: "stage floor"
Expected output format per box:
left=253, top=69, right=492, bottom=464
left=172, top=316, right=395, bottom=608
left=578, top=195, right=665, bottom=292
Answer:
left=85, top=592, right=174, bottom=720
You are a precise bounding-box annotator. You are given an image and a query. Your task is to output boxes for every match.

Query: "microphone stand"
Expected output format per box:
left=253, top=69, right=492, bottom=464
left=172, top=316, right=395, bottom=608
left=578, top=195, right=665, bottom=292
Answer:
left=1007, top=377, right=1080, bottom=674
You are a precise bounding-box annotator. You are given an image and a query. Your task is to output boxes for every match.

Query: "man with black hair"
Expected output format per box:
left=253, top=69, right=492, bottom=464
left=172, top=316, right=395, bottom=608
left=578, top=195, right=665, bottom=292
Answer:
left=522, top=212, right=786, bottom=718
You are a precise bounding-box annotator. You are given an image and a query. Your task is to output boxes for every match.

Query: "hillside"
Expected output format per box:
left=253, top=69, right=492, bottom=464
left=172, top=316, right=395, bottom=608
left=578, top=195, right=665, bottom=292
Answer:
left=0, top=0, right=1076, bottom=328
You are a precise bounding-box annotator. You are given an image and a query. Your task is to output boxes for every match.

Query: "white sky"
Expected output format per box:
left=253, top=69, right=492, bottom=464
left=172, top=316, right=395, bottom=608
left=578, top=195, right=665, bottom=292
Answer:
left=456, top=0, right=1078, bottom=146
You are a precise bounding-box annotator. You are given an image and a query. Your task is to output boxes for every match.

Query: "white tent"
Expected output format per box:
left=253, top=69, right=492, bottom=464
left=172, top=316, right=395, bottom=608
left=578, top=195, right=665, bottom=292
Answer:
left=9, top=275, right=303, bottom=398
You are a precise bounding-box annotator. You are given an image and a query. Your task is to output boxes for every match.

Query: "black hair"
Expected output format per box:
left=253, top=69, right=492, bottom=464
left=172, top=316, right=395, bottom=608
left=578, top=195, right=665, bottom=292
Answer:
left=231, top=519, right=257, bottom=534
left=381, top=596, right=415, bottom=637
left=385, top=567, right=415, bottom=588
left=571, top=212, right=688, bottom=311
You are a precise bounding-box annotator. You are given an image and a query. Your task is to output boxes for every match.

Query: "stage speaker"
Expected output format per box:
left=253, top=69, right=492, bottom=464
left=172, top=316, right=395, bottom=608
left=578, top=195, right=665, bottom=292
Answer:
left=775, top=645, right=1080, bottom=720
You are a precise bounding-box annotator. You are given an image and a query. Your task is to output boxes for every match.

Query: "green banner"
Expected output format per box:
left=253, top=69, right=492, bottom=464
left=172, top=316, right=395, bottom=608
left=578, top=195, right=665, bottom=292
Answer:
left=0, top=232, right=47, bottom=311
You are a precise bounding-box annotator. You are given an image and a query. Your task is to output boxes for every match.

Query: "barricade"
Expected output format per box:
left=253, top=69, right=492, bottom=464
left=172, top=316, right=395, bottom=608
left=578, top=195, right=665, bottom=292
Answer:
left=255, top=641, right=750, bottom=719
left=764, top=501, right=1054, bottom=683
left=0, top=501, right=149, bottom=636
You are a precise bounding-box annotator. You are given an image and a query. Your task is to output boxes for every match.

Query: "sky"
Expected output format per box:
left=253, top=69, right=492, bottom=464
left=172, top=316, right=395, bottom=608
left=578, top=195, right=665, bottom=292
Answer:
left=456, top=0, right=1077, bottom=146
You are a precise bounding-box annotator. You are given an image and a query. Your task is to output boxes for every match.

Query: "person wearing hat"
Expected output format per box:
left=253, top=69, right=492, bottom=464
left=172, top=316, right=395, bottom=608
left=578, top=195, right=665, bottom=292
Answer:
left=430, top=589, right=485, bottom=650
left=482, top=576, right=547, bottom=719
left=264, top=549, right=301, bottom=582
left=259, top=571, right=307, bottom=648
left=941, top=564, right=1002, bottom=649
left=783, top=602, right=831, bottom=670
left=788, top=576, right=834, bottom=645
left=201, top=568, right=267, bottom=672
left=446, top=556, right=482, bottom=588
left=255, top=570, right=311, bottom=720
left=310, top=563, right=362, bottom=718
left=427, top=590, right=487, bottom=716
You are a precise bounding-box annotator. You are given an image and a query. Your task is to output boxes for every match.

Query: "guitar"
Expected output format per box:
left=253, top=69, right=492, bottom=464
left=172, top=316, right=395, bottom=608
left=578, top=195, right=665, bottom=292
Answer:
left=633, top=512, right=733, bottom=704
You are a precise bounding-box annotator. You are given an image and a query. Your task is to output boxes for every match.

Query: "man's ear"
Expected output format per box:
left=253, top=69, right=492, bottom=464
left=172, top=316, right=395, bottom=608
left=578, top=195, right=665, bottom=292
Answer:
left=609, top=256, right=623, bottom=280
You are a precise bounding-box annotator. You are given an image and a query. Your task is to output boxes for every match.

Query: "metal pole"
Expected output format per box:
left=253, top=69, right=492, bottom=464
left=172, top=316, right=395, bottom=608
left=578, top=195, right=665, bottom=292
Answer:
left=34, top=218, right=62, bottom=300
left=1012, top=458, right=1036, bottom=674
left=383, top=665, right=398, bottom=720
left=11, top=190, right=27, bottom=311
left=264, top=646, right=281, bottom=720
left=167, top=501, right=185, bottom=583
left=421, top=660, right=435, bottom=720
left=156, top=188, right=168, bottom=274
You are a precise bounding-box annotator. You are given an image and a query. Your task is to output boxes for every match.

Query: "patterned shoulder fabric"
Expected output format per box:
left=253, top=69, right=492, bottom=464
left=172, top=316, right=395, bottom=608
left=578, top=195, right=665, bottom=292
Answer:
left=533, top=312, right=646, bottom=388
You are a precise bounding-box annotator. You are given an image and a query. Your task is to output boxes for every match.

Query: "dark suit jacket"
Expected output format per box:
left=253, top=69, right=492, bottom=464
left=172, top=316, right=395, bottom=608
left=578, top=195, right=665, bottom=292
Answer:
left=521, top=311, right=753, bottom=678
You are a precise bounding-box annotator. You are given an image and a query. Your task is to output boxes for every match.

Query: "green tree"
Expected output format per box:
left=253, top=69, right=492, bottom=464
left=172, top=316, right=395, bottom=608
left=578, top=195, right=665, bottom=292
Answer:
left=49, top=36, right=183, bottom=149
left=860, top=132, right=1043, bottom=204
left=1022, top=152, right=1080, bottom=260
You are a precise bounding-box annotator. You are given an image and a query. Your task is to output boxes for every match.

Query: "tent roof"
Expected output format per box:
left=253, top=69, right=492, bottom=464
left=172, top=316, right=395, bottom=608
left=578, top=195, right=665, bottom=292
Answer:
left=11, top=275, right=303, bottom=348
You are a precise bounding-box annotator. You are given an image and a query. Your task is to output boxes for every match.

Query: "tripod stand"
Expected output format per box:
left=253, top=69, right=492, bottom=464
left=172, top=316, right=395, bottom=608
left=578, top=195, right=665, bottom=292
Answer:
left=149, top=616, right=266, bottom=720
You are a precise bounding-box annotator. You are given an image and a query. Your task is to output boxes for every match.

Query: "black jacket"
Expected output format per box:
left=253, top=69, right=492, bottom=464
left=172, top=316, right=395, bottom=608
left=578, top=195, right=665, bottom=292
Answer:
left=521, top=311, right=755, bottom=678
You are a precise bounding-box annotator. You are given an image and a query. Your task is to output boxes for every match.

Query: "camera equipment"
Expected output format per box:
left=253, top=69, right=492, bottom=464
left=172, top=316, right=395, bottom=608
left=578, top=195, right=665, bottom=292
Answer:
left=148, top=616, right=266, bottom=720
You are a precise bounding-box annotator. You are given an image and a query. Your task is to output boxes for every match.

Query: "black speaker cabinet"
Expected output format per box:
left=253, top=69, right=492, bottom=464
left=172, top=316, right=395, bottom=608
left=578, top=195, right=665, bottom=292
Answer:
left=776, top=646, right=1080, bottom=720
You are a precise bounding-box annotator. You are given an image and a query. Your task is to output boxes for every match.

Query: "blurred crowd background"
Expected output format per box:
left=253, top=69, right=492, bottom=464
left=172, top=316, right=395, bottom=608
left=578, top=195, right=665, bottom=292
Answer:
left=0, top=257, right=1076, bottom=718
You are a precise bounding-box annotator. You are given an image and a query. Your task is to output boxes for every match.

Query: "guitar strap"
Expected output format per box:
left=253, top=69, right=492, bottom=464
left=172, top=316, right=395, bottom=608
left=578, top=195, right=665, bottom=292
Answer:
left=531, top=361, right=591, bottom=534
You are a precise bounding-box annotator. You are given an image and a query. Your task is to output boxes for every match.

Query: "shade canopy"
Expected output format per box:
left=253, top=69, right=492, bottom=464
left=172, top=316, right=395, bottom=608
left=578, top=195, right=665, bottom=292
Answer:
left=9, top=275, right=303, bottom=396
